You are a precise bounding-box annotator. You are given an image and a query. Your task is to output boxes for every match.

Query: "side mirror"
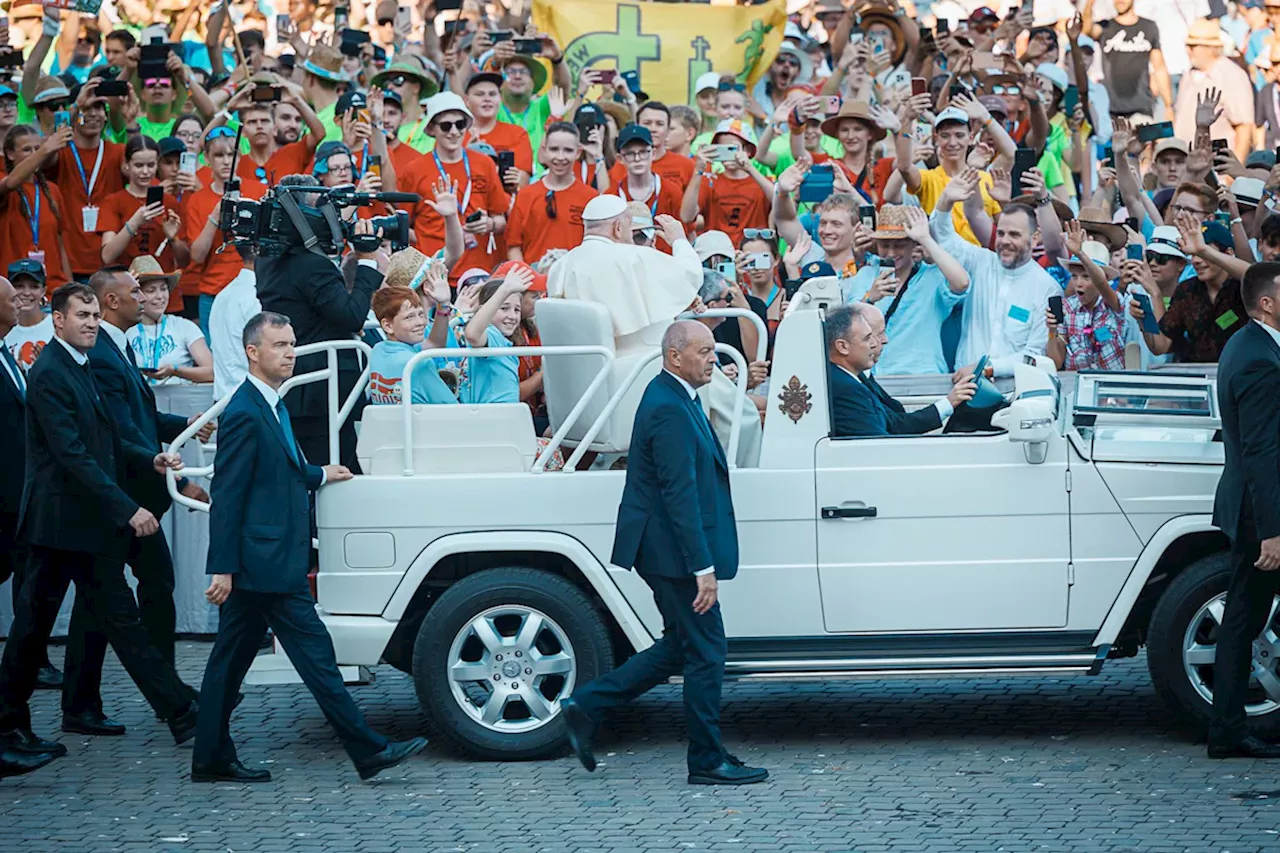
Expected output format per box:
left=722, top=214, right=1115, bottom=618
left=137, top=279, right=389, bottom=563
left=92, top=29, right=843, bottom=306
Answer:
left=991, top=398, right=1054, bottom=464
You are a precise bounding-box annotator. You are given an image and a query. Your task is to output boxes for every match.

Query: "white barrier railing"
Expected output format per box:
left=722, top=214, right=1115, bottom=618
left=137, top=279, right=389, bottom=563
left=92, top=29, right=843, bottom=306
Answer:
left=679, top=308, right=768, bottom=365
left=165, top=339, right=372, bottom=512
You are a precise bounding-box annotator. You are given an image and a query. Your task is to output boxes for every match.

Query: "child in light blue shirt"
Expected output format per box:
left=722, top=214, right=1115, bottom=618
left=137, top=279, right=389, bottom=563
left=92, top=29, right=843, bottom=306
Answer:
left=367, top=285, right=457, bottom=405
left=458, top=271, right=532, bottom=404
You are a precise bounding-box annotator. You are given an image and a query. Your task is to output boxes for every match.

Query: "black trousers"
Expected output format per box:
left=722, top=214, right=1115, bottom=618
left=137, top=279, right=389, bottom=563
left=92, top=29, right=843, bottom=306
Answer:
left=193, top=588, right=386, bottom=767
left=0, top=546, right=191, bottom=731
left=1210, top=533, right=1280, bottom=745
left=1, top=512, right=49, bottom=670
left=571, top=573, right=728, bottom=773
left=66, top=528, right=197, bottom=714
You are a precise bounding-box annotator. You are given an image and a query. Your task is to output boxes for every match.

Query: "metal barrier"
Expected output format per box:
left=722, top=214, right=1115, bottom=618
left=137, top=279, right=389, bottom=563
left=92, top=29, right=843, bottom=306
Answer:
left=165, top=339, right=373, bottom=512
left=678, top=308, right=769, bottom=365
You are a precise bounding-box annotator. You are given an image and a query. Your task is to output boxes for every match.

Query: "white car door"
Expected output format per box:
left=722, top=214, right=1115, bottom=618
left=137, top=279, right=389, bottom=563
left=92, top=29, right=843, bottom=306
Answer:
left=814, top=430, right=1072, bottom=633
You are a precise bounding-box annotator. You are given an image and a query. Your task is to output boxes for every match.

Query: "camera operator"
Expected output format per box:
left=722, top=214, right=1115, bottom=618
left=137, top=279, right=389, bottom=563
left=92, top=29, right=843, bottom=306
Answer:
left=255, top=175, right=386, bottom=471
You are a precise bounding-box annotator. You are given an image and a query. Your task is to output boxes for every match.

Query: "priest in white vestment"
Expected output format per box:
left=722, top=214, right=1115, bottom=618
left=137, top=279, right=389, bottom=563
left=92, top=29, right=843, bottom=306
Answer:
left=547, top=197, right=763, bottom=466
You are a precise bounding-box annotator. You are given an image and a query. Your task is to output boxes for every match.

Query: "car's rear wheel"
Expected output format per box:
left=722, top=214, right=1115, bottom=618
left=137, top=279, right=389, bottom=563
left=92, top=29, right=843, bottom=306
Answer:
left=1147, top=552, right=1280, bottom=738
left=412, top=567, right=614, bottom=759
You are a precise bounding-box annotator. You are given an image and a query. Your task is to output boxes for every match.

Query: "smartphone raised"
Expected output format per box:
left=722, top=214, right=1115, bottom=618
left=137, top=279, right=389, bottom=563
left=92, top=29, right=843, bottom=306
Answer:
left=824, top=95, right=840, bottom=115
left=797, top=163, right=834, bottom=204
left=595, top=69, right=617, bottom=86
left=1063, top=85, right=1079, bottom=117
left=858, top=204, right=876, bottom=231
left=146, top=185, right=165, bottom=208
left=911, top=77, right=927, bottom=97
left=367, top=155, right=382, bottom=178
left=1136, top=122, right=1176, bottom=144
left=179, top=152, right=198, bottom=175
left=1130, top=290, right=1162, bottom=335
left=487, top=30, right=514, bottom=43
left=251, top=85, right=281, bottom=103
left=1048, top=295, right=1065, bottom=326
left=745, top=252, right=772, bottom=271
left=276, top=13, right=290, bottom=32
left=513, top=38, right=541, bottom=55
left=53, top=110, right=70, bottom=130
left=1011, top=147, right=1037, bottom=197
left=95, top=79, right=128, bottom=97
left=495, top=149, right=516, bottom=176
left=465, top=210, right=483, bottom=224
left=1126, top=243, right=1144, bottom=262
left=707, top=144, right=740, bottom=163
left=936, top=19, right=951, bottom=35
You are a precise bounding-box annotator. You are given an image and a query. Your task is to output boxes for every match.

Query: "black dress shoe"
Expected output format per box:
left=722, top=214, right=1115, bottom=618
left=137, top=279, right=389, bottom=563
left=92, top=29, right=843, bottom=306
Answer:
left=168, top=702, right=199, bottom=746
left=354, top=737, right=428, bottom=781
left=1, top=728, right=68, bottom=758
left=191, top=760, right=272, bottom=783
left=560, top=698, right=597, bottom=772
left=688, top=760, right=769, bottom=786
left=1207, top=735, right=1280, bottom=759
left=0, top=748, right=58, bottom=778
left=62, top=710, right=126, bottom=737
left=34, top=664, right=64, bottom=690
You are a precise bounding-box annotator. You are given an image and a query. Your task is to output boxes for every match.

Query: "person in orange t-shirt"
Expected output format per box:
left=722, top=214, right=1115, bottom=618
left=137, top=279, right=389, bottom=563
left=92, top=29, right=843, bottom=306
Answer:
left=156, top=136, right=202, bottom=318
left=507, top=122, right=598, bottom=264
left=607, top=102, right=695, bottom=196
left=202, top=79, right=326, bottom=187
left=465, top=72, right=533, bottom=196
left=409, top=93, right=510, bottom=283
left=99, top=136, right=189, bottom=312
left=46, top=79, right=125, bottom=281
left=380, top=90, right=426, bottom=186
left=609, top=124, right=684, bottom=253
left=0, top=125, right=73, bottom=295
left=681, top=120, right=773, bottom=249
left=183, top=128, right=265, bottom=336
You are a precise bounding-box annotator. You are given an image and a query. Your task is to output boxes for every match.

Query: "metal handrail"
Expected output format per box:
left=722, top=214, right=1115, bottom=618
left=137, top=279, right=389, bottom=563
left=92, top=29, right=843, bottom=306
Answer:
left=399, top=344, right=615, bottom=476
left=164, top=339, right=373, bottom=513
left=678, top=308, right=768, bottom=366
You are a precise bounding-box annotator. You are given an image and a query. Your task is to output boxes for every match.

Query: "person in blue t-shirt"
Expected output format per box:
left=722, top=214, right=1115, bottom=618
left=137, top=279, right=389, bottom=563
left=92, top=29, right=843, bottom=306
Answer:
left=366, top=281, right=457, bottom=406
left=458, top=267, right=533, bottom=404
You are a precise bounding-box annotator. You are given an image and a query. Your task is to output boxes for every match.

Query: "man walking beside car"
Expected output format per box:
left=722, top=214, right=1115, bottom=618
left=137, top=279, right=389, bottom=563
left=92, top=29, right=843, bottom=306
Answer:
left=560, top=320, right=767, bottom=786
left=1209, top=261, right=1280, bottom=760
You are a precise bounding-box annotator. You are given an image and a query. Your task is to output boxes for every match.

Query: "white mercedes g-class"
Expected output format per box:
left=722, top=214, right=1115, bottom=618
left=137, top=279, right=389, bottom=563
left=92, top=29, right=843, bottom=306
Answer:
left=171, top=279, right=1259, bottom=761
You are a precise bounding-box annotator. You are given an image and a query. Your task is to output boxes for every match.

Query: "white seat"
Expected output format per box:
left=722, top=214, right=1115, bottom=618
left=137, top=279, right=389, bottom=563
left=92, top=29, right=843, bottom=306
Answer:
left=356, top=403, right=537, bottom=475
left=537, top=299, right=661, bottom=454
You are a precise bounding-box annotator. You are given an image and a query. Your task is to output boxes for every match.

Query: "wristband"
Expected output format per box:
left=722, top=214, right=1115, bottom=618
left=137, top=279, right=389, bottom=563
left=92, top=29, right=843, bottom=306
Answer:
left=1034, top=196, right=1051, bottom=208
left=124, top=222, right=136, bottom=237
left=215, top=109, right=232, bottom=123
left=1231, top=216, right=1243, bottom=225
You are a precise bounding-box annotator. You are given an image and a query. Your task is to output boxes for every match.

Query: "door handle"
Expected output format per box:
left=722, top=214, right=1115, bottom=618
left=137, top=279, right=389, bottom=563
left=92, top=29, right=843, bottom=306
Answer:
left=821, top=505, right=878, bottom=519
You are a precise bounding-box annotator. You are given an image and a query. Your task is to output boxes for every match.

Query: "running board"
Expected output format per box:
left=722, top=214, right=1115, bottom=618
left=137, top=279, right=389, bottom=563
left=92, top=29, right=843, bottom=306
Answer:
left=720, top=651, right=1104, bottom=679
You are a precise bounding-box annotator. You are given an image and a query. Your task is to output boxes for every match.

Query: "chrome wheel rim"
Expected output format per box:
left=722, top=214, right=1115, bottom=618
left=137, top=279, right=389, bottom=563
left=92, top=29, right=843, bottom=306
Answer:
left=447, top=605, right=576, bottom=733
left=1182, top=592, right=1280, bottom=717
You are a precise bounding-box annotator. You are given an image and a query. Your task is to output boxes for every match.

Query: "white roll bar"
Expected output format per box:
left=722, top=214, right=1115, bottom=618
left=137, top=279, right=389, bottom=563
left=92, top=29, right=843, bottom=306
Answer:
left=165, top=339, right=373, bottom=513
left=399, top=344, right=616, bottom=476
left=678, top=308, right=768, bottom=365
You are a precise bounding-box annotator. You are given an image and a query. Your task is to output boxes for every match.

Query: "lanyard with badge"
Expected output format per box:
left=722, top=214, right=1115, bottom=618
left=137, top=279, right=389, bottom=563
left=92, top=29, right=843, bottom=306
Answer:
left=618, top=173, right=661, bottom=216
left=72, top=138, right=104, bottom=232
left=19, top=184, right=43, bottom=264
left=148, top=315, right=168, bottom=372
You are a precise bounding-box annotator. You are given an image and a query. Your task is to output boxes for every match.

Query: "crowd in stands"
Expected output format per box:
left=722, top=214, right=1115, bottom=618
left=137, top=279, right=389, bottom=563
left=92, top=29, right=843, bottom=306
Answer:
left=2, top=0, right=1277, bottom=435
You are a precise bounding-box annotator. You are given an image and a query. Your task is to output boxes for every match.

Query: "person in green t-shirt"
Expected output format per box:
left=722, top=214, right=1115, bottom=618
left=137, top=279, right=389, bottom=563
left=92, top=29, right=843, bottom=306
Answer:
left=481, top=34, right=571, bottom=164
left=300, top=44, right=349, bottom=143
left=370, top=56, right=441, bottom=154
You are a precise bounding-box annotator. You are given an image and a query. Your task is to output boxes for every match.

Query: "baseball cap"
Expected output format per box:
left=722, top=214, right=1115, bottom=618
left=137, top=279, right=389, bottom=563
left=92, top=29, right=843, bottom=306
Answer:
left=695, top=71, right=722, bottom=95
left=969, top=6, right=999, bottom=21
left=1147, top=226, right=1188, bottom=260
left=1153, top=138, right=1190, bottom=158
left=457, top=267, right=491, bottom=290
left=1247, top=149, right=1277, bottom=170
left=1232, top=177, right=1265, bottom=207
left=465, top=71, right=504, bottom=92
left=933, top=106, right=970, bottom=128
left=800, top=260, right=835, bottom=280
left=335, top=89, right=368, bottom=116
left=313, top=140, right=353, bottom=175
left=695, top=230, right=736, bottom=262
left=1201, top=221, right=1234, bottom=251
left=380, top=88, right=403, bottom=109
left=0, top=85, right=16, bottom=100
left=1034, top=63, right=1068, bottom=93
left=616, top=123, right=653, bottom=150
left=7, top=258, right=44, bottom=284
left=158, top=136, right=186, bottom=157
left=978, top=95, right=1008, bottom=118
left=493, top=259, right=547, bottom=293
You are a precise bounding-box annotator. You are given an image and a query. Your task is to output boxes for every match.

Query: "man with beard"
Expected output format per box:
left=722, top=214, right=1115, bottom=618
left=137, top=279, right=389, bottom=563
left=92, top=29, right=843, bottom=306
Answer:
left=371, top=55, right=441, bottom=154
left=49, top=78, right=124, bottom=284
left=489, top=35, right=571, bottom=160
left=929, top=169, right=1059, bottom=379
left=205, top=77, right=325, bottom=187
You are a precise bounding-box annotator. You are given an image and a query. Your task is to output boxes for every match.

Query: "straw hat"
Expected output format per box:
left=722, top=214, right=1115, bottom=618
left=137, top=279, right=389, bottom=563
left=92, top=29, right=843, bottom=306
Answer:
left=384, top=247, right=432, bottom=290
left=595, top=97, right=632, bottom=129
left=1185, top=19, right=1224, bottom=48
left=129, top=255, right=181, bottom=289
left=302, top=44, right=349, bottom=83
left=1059, top=240, right=1119, bottom=279
left=820, top=99, right=886, bottom=141
left=870, top=204, right=912, bottom=240
left=1077, top=206, right=1128, bottom=252
left=31, top=76, right=70, bottom=105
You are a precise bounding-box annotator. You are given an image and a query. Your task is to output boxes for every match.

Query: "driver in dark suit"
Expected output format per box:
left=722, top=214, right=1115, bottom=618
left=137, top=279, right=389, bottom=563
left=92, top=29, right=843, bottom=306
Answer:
left=1208, top=261, right=1280, bottom=760
left=827, top=303, right=974, bottom=437
left=560, top=320, right=768, bottom=787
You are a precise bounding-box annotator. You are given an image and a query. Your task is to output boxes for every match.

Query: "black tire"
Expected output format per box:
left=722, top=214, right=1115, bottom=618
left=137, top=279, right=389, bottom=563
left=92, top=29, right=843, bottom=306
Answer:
left=1147, top=551, right=1280, bottom=739
left=411, top=567, right=614, bottom=760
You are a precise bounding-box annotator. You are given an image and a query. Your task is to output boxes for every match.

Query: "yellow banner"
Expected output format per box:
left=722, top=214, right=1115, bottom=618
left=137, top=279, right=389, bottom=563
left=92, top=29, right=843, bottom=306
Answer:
left=532, top=0, right=787, bottom=107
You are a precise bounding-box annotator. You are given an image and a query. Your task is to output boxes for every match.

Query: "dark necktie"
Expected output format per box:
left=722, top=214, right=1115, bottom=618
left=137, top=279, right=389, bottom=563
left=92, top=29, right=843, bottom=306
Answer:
left=125, top=340, right=138, bottom=367
left=1, top=346, right=24, bottom=401
left=276, top=399, right=300, bottom=464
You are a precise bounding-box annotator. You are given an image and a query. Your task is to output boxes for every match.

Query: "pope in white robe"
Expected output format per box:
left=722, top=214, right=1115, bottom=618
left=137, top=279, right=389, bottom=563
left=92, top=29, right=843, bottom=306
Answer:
left=546, top=200, right=763, bottom=466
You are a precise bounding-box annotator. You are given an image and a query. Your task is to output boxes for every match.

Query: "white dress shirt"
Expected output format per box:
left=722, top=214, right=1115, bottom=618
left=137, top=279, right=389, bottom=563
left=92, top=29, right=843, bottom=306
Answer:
left=53, top=333, right=89, bottom=366
left=1256, top=319, right=1280, bottom=349
left=99, top=319, right=128, bottom=356
left=662, top=369, right=715, bottom=578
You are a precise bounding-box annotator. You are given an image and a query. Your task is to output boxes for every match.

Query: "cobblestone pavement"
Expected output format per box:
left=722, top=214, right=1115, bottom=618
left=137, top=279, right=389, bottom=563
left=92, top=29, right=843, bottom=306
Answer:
left=2, top=641, right=1279, bottom=852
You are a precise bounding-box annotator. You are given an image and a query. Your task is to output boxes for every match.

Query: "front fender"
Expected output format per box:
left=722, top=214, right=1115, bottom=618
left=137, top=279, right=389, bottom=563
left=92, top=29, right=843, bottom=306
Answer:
left=380, top=530, right=654, bottom=653
left=1092, top=514, right=1221, bottom=647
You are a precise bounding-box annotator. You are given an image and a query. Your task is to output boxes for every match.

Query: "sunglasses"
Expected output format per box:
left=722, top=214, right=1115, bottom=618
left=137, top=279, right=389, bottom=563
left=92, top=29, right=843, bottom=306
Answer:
left=1146, top=252, right=1179, bottom=265
left=717, top=81, right=745, bottom=93
left=386, top=74, right=410, bottom=87
left=39, top=101, right=69, bottom=111
left=989, top=85, right=1021, bottom=95
left=743, top=228, right=775, bottom=240
left=205, top=126, right=236, bottom=141
left=544, top=188, right=557, bottom=220
left=434, top=118, right=468, bottom=133
left=776, top=55, right=802, bottom=68
left=144, top=78, right=173, bottom=89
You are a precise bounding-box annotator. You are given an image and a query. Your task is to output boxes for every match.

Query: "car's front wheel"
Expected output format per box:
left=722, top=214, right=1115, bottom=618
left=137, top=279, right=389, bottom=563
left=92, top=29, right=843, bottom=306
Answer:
left=411, top=567, right=614, bottom=759
left=1147, top=552, right=1280, bottom=738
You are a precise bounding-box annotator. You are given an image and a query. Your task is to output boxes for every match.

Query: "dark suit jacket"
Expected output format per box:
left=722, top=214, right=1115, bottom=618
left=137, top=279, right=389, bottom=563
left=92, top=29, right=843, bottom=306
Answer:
left=0, top=352, right=24, bottom=517
left=829, top=362, right=942, bottom=438
left=256, top=249, right=381, bottom=421
left=1213, top=321, right=1280, bottom=542
left=862, top=372, right=905, bottom=414
left=17, top=338, right=140, bottom=558
left=88, top=327, right=189, bottom=516
left=611, top=371, right=738, bottom=581
left=206, top=379, right=324, bottom=593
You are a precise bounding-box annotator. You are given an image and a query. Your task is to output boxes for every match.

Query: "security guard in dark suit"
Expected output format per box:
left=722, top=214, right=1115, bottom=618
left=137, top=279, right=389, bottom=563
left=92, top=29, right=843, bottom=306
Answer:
left=562, top=321, right=768, bottom=786
left=192, top=311, right=425, bottom=783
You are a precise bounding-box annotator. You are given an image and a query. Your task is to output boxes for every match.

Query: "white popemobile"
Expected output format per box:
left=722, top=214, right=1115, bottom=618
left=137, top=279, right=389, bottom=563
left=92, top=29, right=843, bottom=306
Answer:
left=168, top=276, right=1264, bottom=760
